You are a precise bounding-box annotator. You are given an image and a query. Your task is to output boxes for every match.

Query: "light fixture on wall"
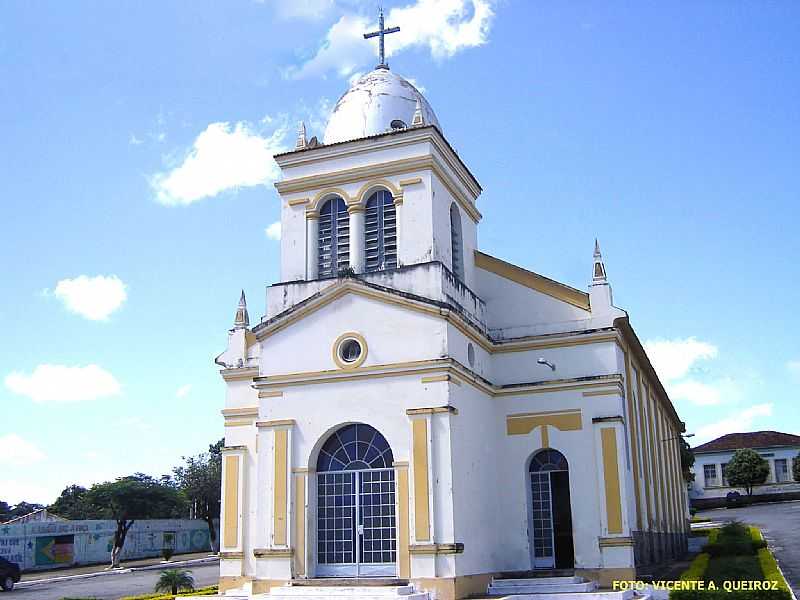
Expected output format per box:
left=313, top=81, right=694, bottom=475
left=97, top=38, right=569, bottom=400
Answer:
left=537, top=358, right=556, bottom=371
left=663, top=433, right=695, bottom=442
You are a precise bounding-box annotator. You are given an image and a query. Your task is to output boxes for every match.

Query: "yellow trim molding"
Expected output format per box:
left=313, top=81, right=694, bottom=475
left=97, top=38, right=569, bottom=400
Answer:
left=406, top=406, right=458, bottom=416
left=273, top=429, right=288, bottom=546
left=399, top=177, right=423, bottom=187
left=257, top=419, right=296, bottom=428
left=474, top=251, right=590, bottom=310
left=598, top=536, right=634, bottom=548
left=411, top=419, right=431, bottom=542
left=396, top=464, right=410, bottom=578
left=220, top=367, right=259, bottom=382
left=219, top=551, right=244, bottom=560
left=506, top=409, right=582, bottom=436
left=287, top=197, right=310, bottom=207
left=420, top=373, right=461, bottom=386
left=353, top=179, right=401, bottom=206
left=583, top=389, right=620, bottom=397
left=308, top=187, right=352, bottom=212
left=222, top=407, right=259, bottom=417
left=278, top=155, right=482, bottom=222
left=254, top=548, right=294, bottom=558
left=409, top=543, right=464, bottom=555
left=224, top=420, right=254, bottom=428
left=223, top=455, right=240, bottom=549
left=601, top=427, right=623, bottom=535
left=331, top=331, right=369, bottom=370
left=258, top=391, right=284, bottom=399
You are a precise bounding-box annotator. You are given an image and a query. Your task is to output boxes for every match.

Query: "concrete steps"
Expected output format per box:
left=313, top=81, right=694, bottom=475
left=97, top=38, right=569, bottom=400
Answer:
left=487, top=576, right=651, bottom=600
left=266, top=584, right=428, bottom=600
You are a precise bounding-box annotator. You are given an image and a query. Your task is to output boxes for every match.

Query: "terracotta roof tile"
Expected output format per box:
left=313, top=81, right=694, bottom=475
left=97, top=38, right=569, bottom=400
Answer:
left=693, top=431, right=800, bottom=453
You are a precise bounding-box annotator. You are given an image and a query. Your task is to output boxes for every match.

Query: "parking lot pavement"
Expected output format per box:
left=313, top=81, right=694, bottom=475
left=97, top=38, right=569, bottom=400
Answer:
left=697, top=500, right=800, bottom=597
left=11, top=561, right=219, bottom=600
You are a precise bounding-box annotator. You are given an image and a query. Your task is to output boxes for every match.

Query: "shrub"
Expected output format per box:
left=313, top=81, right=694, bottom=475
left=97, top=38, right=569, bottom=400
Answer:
left=162, top=547, right=174, bottom=561
left=680, top=553, right=710, bottom=581
left=119, top=586, right=218, bottom=600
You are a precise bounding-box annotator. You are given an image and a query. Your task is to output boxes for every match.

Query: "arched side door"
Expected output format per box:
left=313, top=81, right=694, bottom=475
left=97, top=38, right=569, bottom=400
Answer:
left=316, top=424, right=397, bottom=577
left=528, top=449, right=575, bottom=570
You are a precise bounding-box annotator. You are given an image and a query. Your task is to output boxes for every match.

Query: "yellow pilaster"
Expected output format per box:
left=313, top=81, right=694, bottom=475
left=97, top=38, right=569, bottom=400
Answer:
left=411, top=418, right=431, bottom=542
left=601, top=427, right=623, bottom=535
left=223, top=455, right=240, bottom=549
left=274, top=429, right=288, bottom=546
left=396, top=462, right=411, bottom=578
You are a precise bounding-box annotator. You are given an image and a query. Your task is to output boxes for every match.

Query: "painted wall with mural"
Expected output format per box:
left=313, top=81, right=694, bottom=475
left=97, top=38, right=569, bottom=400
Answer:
left=0, top=519, right=215, bottom=571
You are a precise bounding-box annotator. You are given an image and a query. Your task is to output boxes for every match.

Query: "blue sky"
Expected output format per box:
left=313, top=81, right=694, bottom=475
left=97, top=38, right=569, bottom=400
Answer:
left=1, top=1, right=798, bottom=505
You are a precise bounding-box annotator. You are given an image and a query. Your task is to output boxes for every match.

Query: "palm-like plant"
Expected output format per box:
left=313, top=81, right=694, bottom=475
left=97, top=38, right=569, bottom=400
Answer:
left=154, top=568, right=195, bottom=596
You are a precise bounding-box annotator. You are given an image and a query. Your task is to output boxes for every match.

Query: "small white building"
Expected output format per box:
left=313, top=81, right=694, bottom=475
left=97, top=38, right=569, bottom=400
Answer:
left=689, top=431, right=800, bottom=509
left=215, top=63, right=688, bottom=599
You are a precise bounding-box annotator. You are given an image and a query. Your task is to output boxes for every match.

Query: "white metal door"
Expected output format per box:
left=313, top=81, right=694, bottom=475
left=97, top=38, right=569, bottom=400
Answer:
left=530, top=471, right=555, bottom=568
left=317, top=468, right=396, bottom=577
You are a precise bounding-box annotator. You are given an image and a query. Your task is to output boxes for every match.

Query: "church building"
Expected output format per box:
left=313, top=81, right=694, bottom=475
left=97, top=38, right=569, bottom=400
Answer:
left=214, top=23, right=688, bottom=599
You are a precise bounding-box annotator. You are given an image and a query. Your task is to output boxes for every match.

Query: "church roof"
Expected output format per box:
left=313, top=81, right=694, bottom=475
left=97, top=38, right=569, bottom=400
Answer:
left=323, top=68, right=441, bottom=145
left=693, top=431, right=800, bottom=453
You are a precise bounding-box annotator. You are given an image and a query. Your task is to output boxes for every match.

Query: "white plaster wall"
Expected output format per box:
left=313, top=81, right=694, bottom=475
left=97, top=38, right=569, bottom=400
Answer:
left=429, top=176, right=477, bottom=291
left=690, top=447, right=800, bottom=500
left=258, top=293, right=447, bottom=377
left=278, top=139, right=433, bottom=182
left=491, top=340, right=621, bottom=386
left=475, top=268, right=592, bottom=336
left=398, top=172, right=435, bottom=266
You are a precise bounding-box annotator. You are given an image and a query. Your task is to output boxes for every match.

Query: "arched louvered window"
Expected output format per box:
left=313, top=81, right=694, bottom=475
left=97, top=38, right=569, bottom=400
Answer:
left=450, top=203, right=464, bottom=280
left=365, top=190, right=397, bottom=272
left=318, top=197, right=350, bottom=278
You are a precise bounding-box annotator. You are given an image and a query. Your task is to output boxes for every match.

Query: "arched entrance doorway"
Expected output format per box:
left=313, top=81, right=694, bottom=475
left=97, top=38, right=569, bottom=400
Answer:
left=528, top=449, right=574, bottom=569
left=316, top=424, right=396, bottom=577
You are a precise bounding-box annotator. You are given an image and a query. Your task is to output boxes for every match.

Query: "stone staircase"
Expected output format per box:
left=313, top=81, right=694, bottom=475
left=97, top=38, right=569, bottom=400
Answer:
left=193, top=581, right=429, bottom=600
left=487, top=576, right=650, bottom=600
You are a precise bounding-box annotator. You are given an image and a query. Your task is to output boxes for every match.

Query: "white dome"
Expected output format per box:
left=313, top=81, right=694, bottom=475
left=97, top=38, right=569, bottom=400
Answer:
left=323, top=68, right=441, bottom=145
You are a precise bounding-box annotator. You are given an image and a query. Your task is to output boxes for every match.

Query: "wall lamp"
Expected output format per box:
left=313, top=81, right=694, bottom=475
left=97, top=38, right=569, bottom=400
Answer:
left=537, top=358, right=556, bottom=371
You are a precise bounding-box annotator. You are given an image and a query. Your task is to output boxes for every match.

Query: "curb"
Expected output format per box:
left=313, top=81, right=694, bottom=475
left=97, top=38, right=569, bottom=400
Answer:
left=17, top=556, right=219, bottom=588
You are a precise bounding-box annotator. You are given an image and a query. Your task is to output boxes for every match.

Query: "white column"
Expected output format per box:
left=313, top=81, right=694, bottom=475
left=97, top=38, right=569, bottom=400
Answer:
left=348, top=207, right=365, bottom=274
left=306, top=214, right=319, bottom=280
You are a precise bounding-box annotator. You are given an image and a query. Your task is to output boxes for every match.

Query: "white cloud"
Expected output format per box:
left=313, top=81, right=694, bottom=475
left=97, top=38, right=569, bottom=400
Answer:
left=265, top=221, right=282, bottom=241
left=3, top=480, right=55, bottom=505
left=0, top=434, right=46, bottom=466
left=54, top=275, right=127, bottom=321
left=644, top=337, right=718, bottom=382
left=287, top=0, right=496, bottom=80
left=150, top=120, right=289, bottom=206
left=694, top=404, right=774, bottom=444
left=5, top=364, right=122, bottom=403
left=176, top=384, right=192, bottom=398
left=669, top=380, right=722, bottom=406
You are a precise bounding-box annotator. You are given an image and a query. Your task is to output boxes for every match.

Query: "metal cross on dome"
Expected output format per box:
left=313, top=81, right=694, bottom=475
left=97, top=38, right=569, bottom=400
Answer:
left=363, top=7, right=400, bottom=70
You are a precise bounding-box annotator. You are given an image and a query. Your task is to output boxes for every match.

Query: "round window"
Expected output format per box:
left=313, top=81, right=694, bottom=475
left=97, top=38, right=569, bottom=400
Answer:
left=467, top=342, right=476, bottom=367
left=339, top=338, right=362, bottom=363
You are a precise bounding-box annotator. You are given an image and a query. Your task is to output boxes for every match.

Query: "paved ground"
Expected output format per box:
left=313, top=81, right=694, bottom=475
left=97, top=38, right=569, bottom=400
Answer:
left=12, top=562, right=219, bottom=600
left=20, top=552, right=214, bottom=582
left=697, top=500, right=800, bottom=597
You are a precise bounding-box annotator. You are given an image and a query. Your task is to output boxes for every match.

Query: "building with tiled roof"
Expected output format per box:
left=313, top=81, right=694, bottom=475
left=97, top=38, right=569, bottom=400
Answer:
left=689, top=431, right=800, bottom=508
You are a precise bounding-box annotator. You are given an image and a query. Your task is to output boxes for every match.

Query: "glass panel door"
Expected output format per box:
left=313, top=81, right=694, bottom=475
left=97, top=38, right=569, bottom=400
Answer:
left=530, top=471, right=555, bottom=568
left=316, top=468, right=396, bottom=577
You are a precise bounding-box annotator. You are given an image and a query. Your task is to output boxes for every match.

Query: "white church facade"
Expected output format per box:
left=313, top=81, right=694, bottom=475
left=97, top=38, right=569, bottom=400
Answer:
left=214, top=58, right=688, bottom=599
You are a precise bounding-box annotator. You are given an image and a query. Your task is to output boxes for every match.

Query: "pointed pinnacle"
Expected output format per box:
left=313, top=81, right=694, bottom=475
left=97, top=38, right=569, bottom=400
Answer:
left=411, top=99, right=424, bottom=127
left=239, top=289, right=246, bottom=305
left=594, top=238, right=601, bottom=256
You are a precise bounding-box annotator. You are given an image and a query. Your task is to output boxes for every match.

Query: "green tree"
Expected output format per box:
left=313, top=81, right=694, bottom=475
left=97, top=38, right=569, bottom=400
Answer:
left=7, top=501, right=44, bottom=520
left=84, top=474, right=186, bottom=567
left=0, top=501, right=11, bottom=522
left=725, top=448, right=770, bottom=497
left=154, top=568, right=195, bottom=595
left=173, top=439, right=223, bottom=553
left=792, top=453, right=800, bottom=483
left=680, top=437, right=696, bottom=482
left=49, top=485, right=89, bottom=520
